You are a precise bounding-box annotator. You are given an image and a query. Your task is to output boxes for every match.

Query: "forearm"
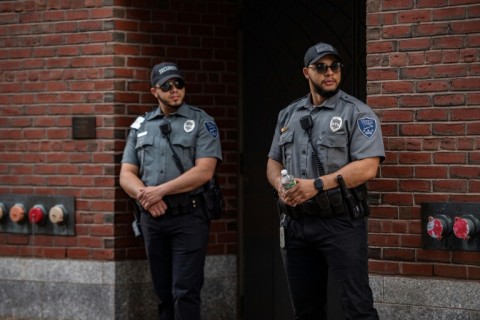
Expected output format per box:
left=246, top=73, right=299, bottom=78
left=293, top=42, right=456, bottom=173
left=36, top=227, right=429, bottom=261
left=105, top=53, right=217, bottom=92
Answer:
left=145, top=157, right=218, bottom=197
left=266, top=158, right=284, bottom=191
left=161, top=166, right=214, bottom=195
left=321, top=157, right=380, bottom=190
left=119, top=170, right=146, bottom=199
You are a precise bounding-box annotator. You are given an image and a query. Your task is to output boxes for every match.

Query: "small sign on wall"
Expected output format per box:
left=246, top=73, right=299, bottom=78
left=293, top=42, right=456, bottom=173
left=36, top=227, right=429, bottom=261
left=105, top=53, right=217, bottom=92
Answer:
left=72, top=116, right=96, bottom=139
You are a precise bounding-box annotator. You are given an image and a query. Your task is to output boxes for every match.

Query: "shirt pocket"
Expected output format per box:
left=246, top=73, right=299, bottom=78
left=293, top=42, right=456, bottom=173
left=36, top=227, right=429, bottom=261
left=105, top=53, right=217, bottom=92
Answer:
left=279, top=131, right=294, bottom=167
left=317, top=133, right=349, bottom=172
left=135, top=133, right=154, bottom=169
left=170, top=134, right=196, bottom=169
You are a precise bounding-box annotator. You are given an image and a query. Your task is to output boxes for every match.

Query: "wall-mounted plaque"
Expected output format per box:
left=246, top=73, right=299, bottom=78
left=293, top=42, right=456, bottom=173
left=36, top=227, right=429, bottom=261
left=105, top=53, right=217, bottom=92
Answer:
left=72, top=116, right=96, bottom=139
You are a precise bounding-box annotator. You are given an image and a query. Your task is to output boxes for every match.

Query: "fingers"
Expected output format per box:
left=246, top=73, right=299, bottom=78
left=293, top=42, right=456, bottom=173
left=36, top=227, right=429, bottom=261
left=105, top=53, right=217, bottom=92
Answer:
left=146, top=200, right=168, bottom=217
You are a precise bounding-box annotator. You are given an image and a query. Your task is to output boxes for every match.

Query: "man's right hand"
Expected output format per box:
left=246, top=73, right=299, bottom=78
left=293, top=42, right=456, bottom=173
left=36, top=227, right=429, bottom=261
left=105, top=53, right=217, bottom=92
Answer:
left=146, top=199, right=168, bottom=217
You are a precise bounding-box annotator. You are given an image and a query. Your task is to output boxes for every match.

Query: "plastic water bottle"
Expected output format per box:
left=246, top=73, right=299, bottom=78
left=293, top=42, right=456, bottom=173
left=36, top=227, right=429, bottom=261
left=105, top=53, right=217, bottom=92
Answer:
left=281, top=169, right=296, bottom=190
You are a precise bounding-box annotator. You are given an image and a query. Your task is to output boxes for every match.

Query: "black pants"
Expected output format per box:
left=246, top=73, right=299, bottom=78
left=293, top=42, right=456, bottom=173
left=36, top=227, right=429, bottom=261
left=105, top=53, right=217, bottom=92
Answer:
left=140, top=205, right=209, bottom=320
left=281, top=213, right=379, bottom=320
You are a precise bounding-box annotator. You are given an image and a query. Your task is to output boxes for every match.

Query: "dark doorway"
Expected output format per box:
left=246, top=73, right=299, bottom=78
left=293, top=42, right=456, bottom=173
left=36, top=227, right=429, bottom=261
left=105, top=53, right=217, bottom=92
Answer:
left=239, top=1, right=366, bottom=319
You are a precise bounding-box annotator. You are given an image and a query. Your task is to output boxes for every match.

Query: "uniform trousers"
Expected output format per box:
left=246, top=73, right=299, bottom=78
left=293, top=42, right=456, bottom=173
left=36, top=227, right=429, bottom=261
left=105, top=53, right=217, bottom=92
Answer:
left=281, top=213, right=379, bottom=320
left=140, top=204, right=209, bottom=320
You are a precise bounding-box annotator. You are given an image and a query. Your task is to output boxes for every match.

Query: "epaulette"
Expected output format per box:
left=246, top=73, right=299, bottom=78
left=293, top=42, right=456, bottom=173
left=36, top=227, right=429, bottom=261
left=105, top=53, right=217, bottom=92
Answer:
left=286, top=93, right=309, bottom=108
left=339, top=91, right=367, bottom=110
left=130, top=115, right=145, bottom=130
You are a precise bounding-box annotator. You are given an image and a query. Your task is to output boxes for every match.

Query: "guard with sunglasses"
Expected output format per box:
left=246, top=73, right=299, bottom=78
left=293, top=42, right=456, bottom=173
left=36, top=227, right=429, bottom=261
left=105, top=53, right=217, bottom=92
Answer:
left=120, top=62, right=222, bottom=320
left=267, top=42, right=385, bottom=319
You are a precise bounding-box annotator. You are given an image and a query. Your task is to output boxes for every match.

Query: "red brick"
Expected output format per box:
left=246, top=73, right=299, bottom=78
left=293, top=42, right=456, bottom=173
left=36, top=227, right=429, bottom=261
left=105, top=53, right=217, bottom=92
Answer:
left=401, top=262, right=433, bottom=276
left=414, top=23, right=450, bottom=36
left=434, top=152, right=466, bottom=164
left=416, top=0, right=448, bottom=8
left=399, top=38, right=431, bottom=51
left=433, top=94, right=465, bottom=106
left=400, top=180, right=431, bottom=192
left=415, top=166, right=448, bottom=178
left=434, top=264, right=467, bottom=278
left=368, top=260, right=400, bottom=275
left=383, top=81, right=414, bottom=93
left=384, top=248, right=416, bottom=261
left=383, top=0, right=415, bottom=10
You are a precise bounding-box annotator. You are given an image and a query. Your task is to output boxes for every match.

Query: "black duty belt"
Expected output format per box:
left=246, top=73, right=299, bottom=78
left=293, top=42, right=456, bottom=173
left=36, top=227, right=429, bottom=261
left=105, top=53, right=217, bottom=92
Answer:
left=278, top=188, right=348, bottom=220
left=143, top=193, right=204, bottom=216
left=281, top=200, right=335, bottom=219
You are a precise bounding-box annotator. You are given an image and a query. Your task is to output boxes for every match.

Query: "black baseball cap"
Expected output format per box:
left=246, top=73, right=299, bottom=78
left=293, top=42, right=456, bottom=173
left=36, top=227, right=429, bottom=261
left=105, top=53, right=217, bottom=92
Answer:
left=150, top=62, right=184, bottom=87
left=304, top=42, right=342, bottom=67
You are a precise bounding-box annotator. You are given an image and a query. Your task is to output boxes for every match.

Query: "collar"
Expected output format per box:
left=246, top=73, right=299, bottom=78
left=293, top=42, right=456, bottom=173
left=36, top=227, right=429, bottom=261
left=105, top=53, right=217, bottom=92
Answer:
left=147, top=103, right=190, bottom=120
left=305, top=90, right=342, bottom=110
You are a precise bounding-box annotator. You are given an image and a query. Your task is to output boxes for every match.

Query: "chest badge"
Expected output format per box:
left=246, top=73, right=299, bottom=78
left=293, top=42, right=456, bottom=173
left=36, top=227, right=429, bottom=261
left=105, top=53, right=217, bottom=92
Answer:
left=184, top=120, right=195, bottom=133
left=330, top=116, right=343, bottom=132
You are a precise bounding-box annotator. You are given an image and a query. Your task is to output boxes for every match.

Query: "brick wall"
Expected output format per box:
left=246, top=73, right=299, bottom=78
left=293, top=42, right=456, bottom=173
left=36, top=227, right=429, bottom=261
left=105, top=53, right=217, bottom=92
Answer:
left=366, top=0, right=480, bottom=279
left=0, top=1, right=238, bottom=260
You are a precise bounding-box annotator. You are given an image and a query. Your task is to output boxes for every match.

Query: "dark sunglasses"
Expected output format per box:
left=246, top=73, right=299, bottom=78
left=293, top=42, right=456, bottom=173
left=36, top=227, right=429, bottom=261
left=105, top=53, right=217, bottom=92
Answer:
left=157, top=79, right=185, bottom=92
left=310, top=61, right=343, bottom=73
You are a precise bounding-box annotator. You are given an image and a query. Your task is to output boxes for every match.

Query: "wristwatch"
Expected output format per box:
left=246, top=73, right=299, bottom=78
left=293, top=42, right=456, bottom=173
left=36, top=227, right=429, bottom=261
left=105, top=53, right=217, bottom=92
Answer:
left=314, top=177, right=324, bottom=192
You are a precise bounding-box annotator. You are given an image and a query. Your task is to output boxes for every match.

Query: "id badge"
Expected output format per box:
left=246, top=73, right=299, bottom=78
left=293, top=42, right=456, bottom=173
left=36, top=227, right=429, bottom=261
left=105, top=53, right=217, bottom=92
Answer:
left=280, top=226, right=285, bottom=248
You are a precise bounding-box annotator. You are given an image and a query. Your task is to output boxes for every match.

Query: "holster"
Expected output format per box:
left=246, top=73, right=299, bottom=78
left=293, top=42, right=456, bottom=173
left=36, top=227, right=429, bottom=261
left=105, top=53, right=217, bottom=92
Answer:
left=313, top=190, right=334, bottom=218
left=353, top=184, right=370, bottom=217
left=326, top=188, right=347, bottom=217
left=202, top=176, right=224, bottom=220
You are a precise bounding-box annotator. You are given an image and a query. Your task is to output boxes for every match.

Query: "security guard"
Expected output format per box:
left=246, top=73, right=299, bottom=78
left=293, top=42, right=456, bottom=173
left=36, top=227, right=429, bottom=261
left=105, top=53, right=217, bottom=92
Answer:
left=267, top=42, right=385, bottom=319
left=120, top=62, right=222, bottom=320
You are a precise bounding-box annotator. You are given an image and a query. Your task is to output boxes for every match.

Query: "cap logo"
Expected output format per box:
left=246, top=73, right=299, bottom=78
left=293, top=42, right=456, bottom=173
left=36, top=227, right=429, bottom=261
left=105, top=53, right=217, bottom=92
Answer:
left=316, top=43, right=334, bottom=53
left=158, top=65, right=178, bottom=75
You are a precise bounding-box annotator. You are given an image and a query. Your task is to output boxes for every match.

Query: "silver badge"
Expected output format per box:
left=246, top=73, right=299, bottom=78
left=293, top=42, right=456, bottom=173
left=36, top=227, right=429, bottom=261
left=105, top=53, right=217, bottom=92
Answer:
left=184, top=120, right=195, bottom=133
left=330, top=116, right=342, bottom=132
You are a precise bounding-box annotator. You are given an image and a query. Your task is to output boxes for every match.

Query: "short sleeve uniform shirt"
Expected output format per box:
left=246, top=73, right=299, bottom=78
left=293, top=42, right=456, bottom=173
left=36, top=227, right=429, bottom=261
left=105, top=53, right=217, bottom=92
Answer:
left=122, top=103, right=222, bottom=188
left=268, top=90, right=385, bottom=179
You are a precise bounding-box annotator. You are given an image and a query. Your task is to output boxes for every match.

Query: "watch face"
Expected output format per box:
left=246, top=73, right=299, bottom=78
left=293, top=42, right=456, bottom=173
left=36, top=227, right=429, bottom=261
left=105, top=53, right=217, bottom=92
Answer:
left=315, top=178, right=323, bottom=191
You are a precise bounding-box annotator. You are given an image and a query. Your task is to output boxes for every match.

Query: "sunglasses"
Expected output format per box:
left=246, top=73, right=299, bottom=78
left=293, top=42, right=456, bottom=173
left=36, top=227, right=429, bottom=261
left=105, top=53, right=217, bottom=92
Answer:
left=157, top=79, right=185, bottom=92
left=309, top=61, right=343, bottom=73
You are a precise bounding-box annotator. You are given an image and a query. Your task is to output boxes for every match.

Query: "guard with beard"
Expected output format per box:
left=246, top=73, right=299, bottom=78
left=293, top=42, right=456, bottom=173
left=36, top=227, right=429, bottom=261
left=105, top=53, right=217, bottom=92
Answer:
left=267, top=42, right=384, bottom=319
left=120, top=62, right=222, bottom=320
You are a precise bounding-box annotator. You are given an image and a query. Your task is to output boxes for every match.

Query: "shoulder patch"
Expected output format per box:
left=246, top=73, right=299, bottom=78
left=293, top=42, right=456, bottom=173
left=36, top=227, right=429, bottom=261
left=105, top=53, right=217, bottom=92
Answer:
left=130, top=116, right=145, bottom=130
left=205, top=121, right=219, bottom=138
left=357, top=117, right=377, bottom=139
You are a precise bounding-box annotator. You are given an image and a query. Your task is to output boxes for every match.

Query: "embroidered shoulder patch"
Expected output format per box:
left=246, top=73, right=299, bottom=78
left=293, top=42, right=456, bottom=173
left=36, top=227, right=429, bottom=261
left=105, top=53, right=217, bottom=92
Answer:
left=357, top=117, right=377, bottom=139
left=205, top=121, right=219, bottom=138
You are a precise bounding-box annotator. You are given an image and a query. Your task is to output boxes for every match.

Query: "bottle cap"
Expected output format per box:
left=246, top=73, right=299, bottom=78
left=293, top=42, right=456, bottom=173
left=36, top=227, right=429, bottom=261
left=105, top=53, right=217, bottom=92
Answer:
left=281, top=169, right=288, bottom=175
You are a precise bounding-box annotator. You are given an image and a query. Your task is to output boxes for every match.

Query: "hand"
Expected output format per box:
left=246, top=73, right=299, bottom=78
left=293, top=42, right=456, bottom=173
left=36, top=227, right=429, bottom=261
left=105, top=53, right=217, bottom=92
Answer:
left=146, top=200, right=168, bottom=217
left=137, top=186, right=164, bottom=209
left=282, top=178, right=318, bottom=206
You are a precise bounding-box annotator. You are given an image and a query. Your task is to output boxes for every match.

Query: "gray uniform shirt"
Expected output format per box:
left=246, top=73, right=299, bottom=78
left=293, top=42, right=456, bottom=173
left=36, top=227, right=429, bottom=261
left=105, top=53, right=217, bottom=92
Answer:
left=268, top=90, right=385, bottom=179
left=122, top=103, right=222, bottom=190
